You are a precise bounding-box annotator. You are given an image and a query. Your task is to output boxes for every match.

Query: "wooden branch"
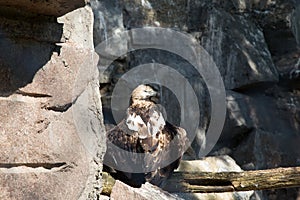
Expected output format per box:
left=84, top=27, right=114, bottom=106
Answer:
left=102, top=167, right=300, bottom=195
left=163, top=167, right=300, bottom=193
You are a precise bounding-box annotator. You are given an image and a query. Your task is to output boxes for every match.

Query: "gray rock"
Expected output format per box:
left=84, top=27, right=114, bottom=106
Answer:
left=218, top=86, right=300, bottom=150
left=232, top=128, right=300, bottom=200
left=230, top=0, right=275, bottom=11
left=196, top=6, right=278, bottom=89
left=100, top=195, right=110, bottom=200
left=231, top=0, right=253, bottom=10
left=0, top=4, right=106, bottom=200
left=177, top=155, right=243, bottom=172
left=92, top=1, right=300, bottom=199
left=110, top=180, right=183, bottom=200
left=122, top=0, right=188, bottom=30
left=221, top=91, right=254, bottom=144
left=292, top=5, right=300, bottom=46
left=176, top=192, right=253, bottom=200
left=91, top=0, right=125, bottom=46
left=58, top=6, right=95, bottom=49
left=233, top=129, right=300, bottom=170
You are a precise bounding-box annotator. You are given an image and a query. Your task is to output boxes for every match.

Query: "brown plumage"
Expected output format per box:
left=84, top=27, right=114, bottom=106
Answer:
left=103, top=84, right=188, bottom=187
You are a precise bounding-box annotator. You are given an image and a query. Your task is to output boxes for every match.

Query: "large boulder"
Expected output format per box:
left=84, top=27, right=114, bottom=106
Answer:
left=233, top=129, right=300, bottom=170
left=0, top=3, right=106, bottom=200
left=228, top=86, right=300, bottom=169
left=219, top=85, right=300, bottom=150
left=218, top=91, right=254, bottom=149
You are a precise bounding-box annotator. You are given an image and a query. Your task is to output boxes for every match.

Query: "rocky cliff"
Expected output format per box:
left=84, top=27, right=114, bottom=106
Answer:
left=0, top=1, right=106, bottom=199
left=92, top=0, right=300, bottom=199
left=0, top=0, right=299, bottom=199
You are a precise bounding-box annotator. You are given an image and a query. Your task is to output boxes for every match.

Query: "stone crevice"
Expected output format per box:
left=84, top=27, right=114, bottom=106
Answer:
left=0, top=162, right=70, bottom=173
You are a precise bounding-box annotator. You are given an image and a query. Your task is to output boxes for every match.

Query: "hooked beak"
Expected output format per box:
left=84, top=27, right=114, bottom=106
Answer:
left=150, top=91, right=159, bottom=103
left=149, top=90, right=158, bottom=97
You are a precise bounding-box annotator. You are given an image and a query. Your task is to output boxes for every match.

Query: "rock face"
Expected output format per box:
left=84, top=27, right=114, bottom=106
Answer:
left=233, top=129, right=300, bottom=170
left=0, top=0, right=86, bottom=17
left=4, top=0, right=300, bottom=199
left=198, top=5, right=279, bottom=90
left=91, top=0, right=124, bottom=46
left=292, top=4, right=300, bottom=46
left=110, top=181, right=183, bottom=200
left=92, top=0, right=300, bottom=199
left=0, top=2, right=106, bottom=200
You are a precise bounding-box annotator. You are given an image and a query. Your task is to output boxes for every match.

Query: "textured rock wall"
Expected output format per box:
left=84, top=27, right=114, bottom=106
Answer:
left=92, top=0, right=300, bottom=199
left=0, top=1, right=106, bottom=199
left=292, top=4, right=300, bottom=46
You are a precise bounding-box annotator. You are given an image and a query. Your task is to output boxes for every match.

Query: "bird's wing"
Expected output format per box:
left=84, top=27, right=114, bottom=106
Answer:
left=144, top=122, right=188, bottom=166
left=144, top=122, right=189, bottom=186
left=104, top=119, right=144, bottom=171
left=106, top=120, right=140, bottom=151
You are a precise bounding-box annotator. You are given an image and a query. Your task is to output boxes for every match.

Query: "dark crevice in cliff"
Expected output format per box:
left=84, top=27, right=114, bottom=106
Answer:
left=16, top=90, right=52, bottom=98
left=44, top=92, right=81, bottom=112
left=46, top=103, right=73, bottom=112
left=0, top=162, right=67, bottom=170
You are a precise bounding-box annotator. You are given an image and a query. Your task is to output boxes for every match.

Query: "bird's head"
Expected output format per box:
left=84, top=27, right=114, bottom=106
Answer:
left=130, top=84, right=159, bottom=105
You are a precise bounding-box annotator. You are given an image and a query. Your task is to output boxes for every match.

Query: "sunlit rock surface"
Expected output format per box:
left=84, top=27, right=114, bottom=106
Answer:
left=0, top=2, right=106, bottom=199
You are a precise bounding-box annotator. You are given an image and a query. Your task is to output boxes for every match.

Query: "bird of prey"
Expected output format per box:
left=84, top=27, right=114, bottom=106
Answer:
left=103, top=84, right=189, bottom=187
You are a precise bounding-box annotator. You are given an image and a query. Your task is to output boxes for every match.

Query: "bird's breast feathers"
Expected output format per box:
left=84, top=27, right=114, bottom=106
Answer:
left=126, top=105, right=165, bottom=139
left=107, top=102, right=187, bottom=155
